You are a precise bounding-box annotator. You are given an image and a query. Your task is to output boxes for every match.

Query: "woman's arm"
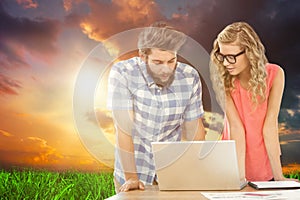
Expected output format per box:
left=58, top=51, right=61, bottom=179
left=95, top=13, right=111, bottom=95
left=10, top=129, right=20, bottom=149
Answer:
left=226, top=94, right=246, bottom=180
left=263, top=67, right=287, bottom=181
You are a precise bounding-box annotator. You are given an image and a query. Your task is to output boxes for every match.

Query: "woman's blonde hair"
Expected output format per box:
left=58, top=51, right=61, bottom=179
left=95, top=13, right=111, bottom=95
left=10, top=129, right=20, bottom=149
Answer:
left=210, top=21, right=268, bottom=107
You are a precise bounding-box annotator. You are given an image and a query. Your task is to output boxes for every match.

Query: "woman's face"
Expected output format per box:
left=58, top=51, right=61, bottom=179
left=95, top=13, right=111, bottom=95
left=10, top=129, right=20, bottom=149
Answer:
left=217, top=43, right=250, bottom=78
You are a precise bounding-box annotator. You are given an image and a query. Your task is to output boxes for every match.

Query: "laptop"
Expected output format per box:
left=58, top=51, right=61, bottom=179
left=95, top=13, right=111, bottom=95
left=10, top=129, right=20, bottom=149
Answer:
left=151, top=140, right=247, bottom=190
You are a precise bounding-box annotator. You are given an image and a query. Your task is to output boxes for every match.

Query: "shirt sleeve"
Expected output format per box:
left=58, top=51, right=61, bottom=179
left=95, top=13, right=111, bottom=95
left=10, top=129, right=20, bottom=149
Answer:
left=107, top=62, right=133, bottom=110
left=183, top=70, right=204, bottom=121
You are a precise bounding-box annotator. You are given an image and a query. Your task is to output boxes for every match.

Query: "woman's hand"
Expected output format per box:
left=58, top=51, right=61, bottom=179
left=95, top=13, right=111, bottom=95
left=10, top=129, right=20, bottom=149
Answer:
left=275, top=176, right=299, bottom=182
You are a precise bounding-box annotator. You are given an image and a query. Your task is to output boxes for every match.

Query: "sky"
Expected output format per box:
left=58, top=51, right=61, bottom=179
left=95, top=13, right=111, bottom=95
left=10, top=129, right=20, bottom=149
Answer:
left=0, top=0, right=299, bottom=172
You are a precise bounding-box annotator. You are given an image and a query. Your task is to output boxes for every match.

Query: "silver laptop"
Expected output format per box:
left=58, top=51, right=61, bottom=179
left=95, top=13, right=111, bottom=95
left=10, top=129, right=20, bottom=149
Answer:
left=151, top=140, right=247, bottom=190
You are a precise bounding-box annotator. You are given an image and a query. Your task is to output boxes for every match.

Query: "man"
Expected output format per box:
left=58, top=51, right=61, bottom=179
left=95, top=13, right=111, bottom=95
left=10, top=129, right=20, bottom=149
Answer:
left=107, top=21, right=206, bottom=193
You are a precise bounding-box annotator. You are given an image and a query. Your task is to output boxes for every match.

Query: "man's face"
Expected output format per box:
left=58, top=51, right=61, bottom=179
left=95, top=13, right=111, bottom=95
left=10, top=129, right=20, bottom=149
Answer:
left=146, top=48, right=177, bottom=87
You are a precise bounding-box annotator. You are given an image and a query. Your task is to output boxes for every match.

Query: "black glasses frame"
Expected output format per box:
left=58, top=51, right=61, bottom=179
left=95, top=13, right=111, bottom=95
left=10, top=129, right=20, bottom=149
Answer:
left=214, top=50, right=245, bottom=64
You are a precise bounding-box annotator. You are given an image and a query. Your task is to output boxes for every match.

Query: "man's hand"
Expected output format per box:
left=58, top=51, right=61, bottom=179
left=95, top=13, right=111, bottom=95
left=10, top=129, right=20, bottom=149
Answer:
left=119, top=178, right=145, bottom=192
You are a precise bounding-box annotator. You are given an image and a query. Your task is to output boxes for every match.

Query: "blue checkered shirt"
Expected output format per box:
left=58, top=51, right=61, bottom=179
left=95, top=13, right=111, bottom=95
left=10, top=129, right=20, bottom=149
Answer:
left=107, top=57, right=204, bottom=185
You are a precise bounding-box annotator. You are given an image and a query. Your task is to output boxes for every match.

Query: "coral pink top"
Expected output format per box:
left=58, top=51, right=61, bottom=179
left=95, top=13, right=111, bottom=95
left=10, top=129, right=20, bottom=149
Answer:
left=222, top=63, right=280, bottom=181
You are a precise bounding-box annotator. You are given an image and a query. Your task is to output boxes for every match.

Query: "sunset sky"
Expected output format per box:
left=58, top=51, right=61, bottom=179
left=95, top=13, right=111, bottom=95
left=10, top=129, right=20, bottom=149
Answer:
left=0, top=0, right=299, bottom=172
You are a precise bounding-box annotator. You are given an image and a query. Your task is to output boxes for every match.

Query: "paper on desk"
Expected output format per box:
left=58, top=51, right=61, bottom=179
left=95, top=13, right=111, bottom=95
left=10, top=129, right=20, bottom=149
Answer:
left=201, top=189, right=300, bottom=200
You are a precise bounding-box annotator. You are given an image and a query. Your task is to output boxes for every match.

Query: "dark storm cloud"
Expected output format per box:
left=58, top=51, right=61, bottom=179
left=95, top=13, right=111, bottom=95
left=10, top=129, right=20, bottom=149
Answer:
left=179, top=0, right=300, bottom=109
left=173, top=0, right=268, bottom=49
left=280, top=133, right=300, bottom=165
left=280, top=109, right=300, bottom=130
left=0, top=2, right=61, bottom=69
left=253, top=1, right=300, bottom=108
left=0, top=41, right=30, bottom=69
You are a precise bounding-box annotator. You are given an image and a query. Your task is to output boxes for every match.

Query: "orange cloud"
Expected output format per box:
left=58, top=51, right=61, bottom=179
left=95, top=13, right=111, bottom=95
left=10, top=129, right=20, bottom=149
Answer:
left=0, top=102, right=113, bottom=171
left=85, top=108, right=115, bottom=145
left=0, top=133, right=63, bottom=165
left=279, top=122, right=300, bottom=135
left=94, top=109, right=114, bottom=134
left=63, top=0, right=85, bottom=12
left=25, top=137, right=63, bottom=165
left=79, top=0, right=163, bottom=41
left=113, top=0, right=159, bottom=23
left=16, top=0, right=38, bottom=9
left=0, top=128, right=112, bottom=171
left=282, top=163, right=300, bottom=174
left=171, top=13, right=189, bottom=21
left=63, top=0, right=73, bottom=12
left=0, top=129, right=13, bottom=137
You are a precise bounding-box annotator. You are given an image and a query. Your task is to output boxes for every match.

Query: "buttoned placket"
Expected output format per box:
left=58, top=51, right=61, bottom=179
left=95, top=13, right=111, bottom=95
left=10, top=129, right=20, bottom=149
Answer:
left=154, top=85, right=164, bottom=142
left=149, top=85, right=164, bottom=184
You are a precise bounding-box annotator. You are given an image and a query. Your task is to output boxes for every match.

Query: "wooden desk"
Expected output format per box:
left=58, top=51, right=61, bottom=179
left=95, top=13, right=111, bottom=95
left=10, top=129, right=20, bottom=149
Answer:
left=106, top=185, right=259, bottom=200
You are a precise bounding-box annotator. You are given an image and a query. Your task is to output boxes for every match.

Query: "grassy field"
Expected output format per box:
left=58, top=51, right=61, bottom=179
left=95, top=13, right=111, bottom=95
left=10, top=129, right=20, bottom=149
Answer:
left=0, top=169, right=299, bottom=199
left=0, top=169, right=115, bottom=200
left=283, top=170, right=300, bottom=180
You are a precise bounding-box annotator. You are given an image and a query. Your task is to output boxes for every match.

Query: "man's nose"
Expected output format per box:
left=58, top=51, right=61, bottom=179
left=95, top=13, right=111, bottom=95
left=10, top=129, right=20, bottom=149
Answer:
left=161, top=65, right=173, bottom=73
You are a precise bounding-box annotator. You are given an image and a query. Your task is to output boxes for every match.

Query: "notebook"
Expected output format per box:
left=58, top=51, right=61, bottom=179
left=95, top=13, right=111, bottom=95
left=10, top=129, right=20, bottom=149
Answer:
left=151, top=140, right=247, bottom=190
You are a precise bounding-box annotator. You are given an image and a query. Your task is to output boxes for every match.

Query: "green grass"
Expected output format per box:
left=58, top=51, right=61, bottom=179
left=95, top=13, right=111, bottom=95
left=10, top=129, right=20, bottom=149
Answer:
left=0, top=168, right=299, bottom=200
left=0, top=168, right=115, bottom=200
left=284, top=170, right=300, bottom=180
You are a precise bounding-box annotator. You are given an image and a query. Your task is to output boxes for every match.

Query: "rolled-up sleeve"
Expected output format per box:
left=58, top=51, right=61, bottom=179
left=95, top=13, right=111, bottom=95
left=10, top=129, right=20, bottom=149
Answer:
left=107, top=63, right=133, bottom=110
left=183, top=70, right=204, bottom=121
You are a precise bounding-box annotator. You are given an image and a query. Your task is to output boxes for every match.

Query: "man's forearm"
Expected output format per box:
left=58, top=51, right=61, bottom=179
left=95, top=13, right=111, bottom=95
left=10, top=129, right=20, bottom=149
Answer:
left=116, top=127, right=139, bottom=180
left=113, top=110, right=139, bottom=181
left=183, top=118, right=206, bottom=141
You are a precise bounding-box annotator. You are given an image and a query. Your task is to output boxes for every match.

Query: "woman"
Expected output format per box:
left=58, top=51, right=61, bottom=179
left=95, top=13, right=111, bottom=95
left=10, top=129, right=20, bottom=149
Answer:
left=210, top=22, right=295, bottom=182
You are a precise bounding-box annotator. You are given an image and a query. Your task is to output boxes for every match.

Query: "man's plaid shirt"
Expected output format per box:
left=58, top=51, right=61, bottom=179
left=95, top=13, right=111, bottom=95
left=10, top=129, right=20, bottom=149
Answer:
left=107, top=57, right=204, bottom=185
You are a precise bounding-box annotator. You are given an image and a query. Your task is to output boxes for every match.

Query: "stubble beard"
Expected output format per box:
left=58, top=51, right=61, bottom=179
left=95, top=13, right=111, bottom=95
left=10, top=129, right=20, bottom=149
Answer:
left=146, top=64, right=175, bottom=88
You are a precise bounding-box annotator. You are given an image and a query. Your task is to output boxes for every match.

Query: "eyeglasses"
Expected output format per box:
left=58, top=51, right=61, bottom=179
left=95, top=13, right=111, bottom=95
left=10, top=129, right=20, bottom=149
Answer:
left=214, top=50, right=245, bottom=64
